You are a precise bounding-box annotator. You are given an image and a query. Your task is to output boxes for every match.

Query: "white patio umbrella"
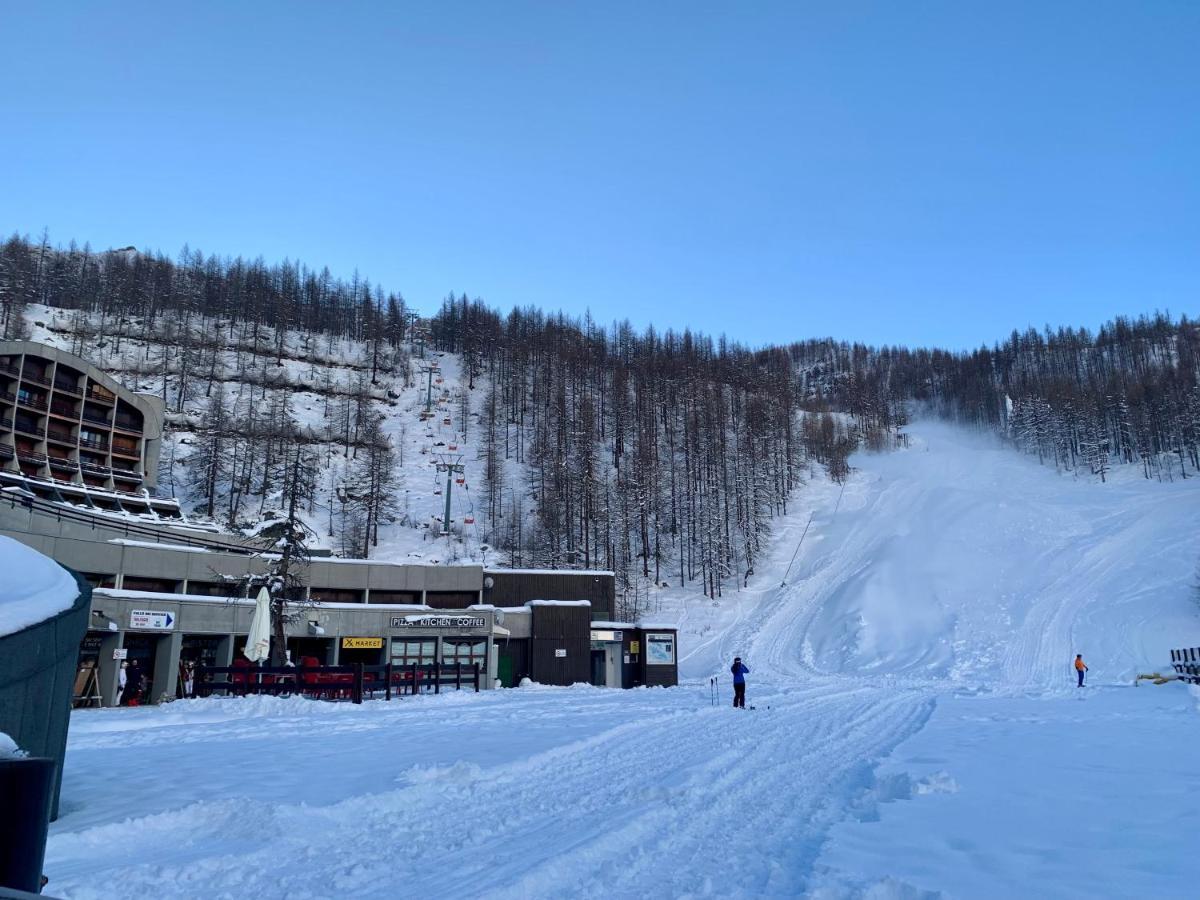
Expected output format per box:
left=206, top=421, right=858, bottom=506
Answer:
left=244, top=586, right=272, bottom=663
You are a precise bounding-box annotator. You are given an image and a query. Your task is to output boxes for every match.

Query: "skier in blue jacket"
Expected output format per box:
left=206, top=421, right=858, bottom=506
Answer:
left=731, top=657, right=749, bottom=708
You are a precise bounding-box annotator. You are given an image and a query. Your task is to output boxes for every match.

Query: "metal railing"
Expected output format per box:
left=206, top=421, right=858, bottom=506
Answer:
left=19, top=371, right=52, bottom=389
left=81, top=411, right=111, bottom=427
left=14, top=421, right=45, bottom=438
left=194, top=661, right=482, bottom=703
left=53, top=380, right=83, bottom=397
left=1170, top=647, right=1200, bottom=684
left=0, top=489, right=252, bottom=553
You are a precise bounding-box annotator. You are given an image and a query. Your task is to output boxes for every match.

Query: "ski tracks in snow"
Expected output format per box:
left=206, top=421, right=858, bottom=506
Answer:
left=47, top=684, right=931, bottom=899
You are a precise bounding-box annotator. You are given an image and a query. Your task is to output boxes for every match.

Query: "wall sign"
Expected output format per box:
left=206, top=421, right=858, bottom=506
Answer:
left=129, top=609, right=175, bottom=630
left=112, top=648, right=128, bottom=660
left=590, top=629, right=623, bottom=642
left=342, top=637, right=383, bottom=649
left=629, top=640, right=640, bottom=655
left=646, top=633, right=675, bottom=666
left=555, top=648, right=567, bottom=658
left=391, top=615, right=486, bottom=629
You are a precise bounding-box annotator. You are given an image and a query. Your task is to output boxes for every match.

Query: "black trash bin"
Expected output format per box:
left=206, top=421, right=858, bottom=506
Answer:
left=0, top=757, right=56, bottom=894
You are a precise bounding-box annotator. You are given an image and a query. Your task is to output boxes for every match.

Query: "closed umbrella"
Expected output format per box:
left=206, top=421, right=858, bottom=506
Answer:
left=244, top=587, right=272, bottom=663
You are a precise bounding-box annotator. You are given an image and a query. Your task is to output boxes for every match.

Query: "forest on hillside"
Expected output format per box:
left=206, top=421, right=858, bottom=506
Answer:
left=2, top=232, right=1197, bottom=612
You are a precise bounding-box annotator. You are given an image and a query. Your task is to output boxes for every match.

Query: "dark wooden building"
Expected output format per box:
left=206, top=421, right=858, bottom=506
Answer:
left=483, top=569, right=615, bottom=620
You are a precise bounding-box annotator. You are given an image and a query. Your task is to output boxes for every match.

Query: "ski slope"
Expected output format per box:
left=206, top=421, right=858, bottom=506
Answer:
left=44, top=421, right=1200, bottom=898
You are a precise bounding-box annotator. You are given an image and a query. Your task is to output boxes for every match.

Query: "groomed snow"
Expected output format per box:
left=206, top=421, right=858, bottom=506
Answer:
left=0, top=535, right=80, bottom=637
left=43, top=421, right=1200, bottom=898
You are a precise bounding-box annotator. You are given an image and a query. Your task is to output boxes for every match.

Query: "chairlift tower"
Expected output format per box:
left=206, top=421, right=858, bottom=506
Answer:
left=433, top=453, right=465, bottom=535
left=418, top=364, right=439, bottom=415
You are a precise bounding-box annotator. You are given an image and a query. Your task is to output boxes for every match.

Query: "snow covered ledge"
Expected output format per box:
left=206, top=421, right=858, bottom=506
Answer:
left=0, top=536, right=91, bottom=820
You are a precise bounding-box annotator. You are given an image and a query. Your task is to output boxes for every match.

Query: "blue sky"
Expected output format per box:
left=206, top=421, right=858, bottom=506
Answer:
left=2, top=2, right=1197, bottom=349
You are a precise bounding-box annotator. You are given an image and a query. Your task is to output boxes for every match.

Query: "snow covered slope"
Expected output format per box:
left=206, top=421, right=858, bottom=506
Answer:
left=673, top=419, right=1200, bottom=692
left=43, top=420, right=1200, bottom=898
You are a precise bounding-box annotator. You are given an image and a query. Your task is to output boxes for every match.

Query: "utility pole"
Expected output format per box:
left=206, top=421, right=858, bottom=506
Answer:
left=434, top=453, right=465, bottom=535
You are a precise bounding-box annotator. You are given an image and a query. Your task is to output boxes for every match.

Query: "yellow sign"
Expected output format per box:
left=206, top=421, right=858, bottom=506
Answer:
left=630, top=640, right=640, bottom=655
left=342, top=637, right=383, bottom=650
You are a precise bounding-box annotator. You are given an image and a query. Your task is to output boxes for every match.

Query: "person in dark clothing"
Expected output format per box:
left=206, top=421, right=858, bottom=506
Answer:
left=731, top=657, right=749, bottom=708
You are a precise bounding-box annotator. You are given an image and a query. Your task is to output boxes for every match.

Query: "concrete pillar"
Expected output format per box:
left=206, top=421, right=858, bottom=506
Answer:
left=215, top=634, right=235, bottom=667
left=152, top=631, right=182, bottom=702
left=97, top=630, right=124, bottom=707
left=330, top=639, right=341, bottom=666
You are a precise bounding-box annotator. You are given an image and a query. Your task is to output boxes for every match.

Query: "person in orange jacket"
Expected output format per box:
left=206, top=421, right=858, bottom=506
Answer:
left=1075, top=654, right=1088, bottom=687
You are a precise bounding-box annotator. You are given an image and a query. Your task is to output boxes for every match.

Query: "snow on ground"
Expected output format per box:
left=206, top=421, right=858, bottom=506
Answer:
left=0, top=535, right=79, bottom=636
left=44, top=421, right=1200, bottom=898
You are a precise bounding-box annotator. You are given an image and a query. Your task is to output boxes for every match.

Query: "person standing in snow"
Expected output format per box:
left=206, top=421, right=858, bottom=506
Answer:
left=731, top=657, right=749, bottom=708
left=1075, top=654, right=1088, bottom=687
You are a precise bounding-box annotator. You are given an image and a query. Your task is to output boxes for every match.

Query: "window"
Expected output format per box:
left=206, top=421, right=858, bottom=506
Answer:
left=390, top=638, right=437, bottom=666
left=442, top=639, right=487, bottom=667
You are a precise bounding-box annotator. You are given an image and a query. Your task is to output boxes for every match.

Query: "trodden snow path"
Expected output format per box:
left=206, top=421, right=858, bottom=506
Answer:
left=45, top=421, right=1200, bottom=898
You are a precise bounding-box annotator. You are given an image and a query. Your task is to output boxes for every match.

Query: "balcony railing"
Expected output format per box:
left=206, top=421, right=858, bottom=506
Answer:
left=78, top=435, right=109, bottom=451
left=0, top=417, right=10, bottom=431
left=20, top=371, right=53, bottom=389
left=0, top=444, right=13, bottom=458
left=0, top=362, right=19, bottom=377
left=53, top=380, right=83, bottom=397
left=17, top=450, right=47, bottom=465
left=17, top=394, right=47, bottom=411
left=0, top=391, right=14, bottom=403
left=111, top=444, right=141, bottom=459
left=46, top=429, right=76, bottom=445
left=15, top=421, right=45, bottom=438
left=48, top=456, right=77, bottom=470
left=81, top=411, right=111, bottom=427
left=111, top=469, right=142, bottom=481
left=86, top=390, right=116, bottom=406
left=49, top=402, right=78, bottom=419
left=113, top=418, right=143, bottom=434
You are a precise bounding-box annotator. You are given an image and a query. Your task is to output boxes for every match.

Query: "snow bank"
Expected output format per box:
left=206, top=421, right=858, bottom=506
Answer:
left=0, top=731, right=25, bottom=759
left=0, top=536, right=80, bottom=637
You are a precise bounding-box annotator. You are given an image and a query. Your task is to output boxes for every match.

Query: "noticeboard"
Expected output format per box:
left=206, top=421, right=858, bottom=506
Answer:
left=646, top=633, right=675, bottom=666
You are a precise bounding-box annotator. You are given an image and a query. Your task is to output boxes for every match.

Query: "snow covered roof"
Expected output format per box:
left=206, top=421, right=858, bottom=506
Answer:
left=108, top=539, right=211, bottom=554
left=91, top=587, right=433, bottom=612
left=638, top=623, right=679, bottom=631
left=486, top=568, right=615, bottom=577
left=526, top=599, right=592, bottom=608
left=589, top=620, right=635, bottom=629
left=0, top=536, right=80, bottom=637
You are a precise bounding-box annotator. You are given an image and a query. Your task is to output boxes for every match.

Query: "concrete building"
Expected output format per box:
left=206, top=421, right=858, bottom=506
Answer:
left=0, top=340, right=678, bottom=707
left=0, top=341, right=164, bottom=497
